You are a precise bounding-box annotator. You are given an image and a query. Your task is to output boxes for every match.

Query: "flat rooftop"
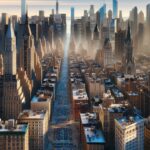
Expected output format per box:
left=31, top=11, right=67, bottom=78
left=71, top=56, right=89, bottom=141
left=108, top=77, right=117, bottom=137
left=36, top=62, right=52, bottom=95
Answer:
left=18, top=110, right=46, bottom=120
left=108, top=104, right=126, bottom=113
left=0, top=122, right=28, bottom=135
left=80, top=113, right=98, bottom=126
left=84, top=127, right=105, bottom=144
left=116, top=115, right=143, bottom=128
left=31, top=94, right=52, bottom=103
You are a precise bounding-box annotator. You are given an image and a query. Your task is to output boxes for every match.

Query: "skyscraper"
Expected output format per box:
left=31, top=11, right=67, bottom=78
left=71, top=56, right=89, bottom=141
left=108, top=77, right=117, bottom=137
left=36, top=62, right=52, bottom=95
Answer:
left=4, top=18, right=16, bottom=75
left=1, top=19, right=25, bottom=119
left=113, top=0, right=118, bottom=18
left=71, top=7, right=75, bottom=22
left=56, top=0, right=59, bottom=14
left=21, top=12, right=35, bottom=80
left=115, top=30, right=126, bottom=59
left=21, top=0, right=27, bottom=23
left=146, top=4, right=150, bottom=26
left=99, top=4, right=106, bottom=26
left=123, top=23, right=135, bottom=75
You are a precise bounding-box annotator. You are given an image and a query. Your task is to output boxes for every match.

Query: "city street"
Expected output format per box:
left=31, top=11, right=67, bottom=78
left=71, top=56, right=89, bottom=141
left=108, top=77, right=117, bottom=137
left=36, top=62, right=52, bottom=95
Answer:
left=47, top=35, right=80, bottom=150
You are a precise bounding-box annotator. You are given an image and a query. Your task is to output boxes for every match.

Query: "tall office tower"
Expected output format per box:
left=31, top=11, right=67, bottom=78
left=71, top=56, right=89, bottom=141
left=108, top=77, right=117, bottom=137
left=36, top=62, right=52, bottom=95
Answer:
left=71, top=7, right=75, bottom=22
left=21, top=12, right=35, bottom=80
left=1, top=13, right=9, bottom=52
left=119, top=10, right=123, bottom=20
left=138, top=11, right=144, bottom=24
left=102, top=38, right=113, bottom=67
left=146, top=4, right=150, bottom=27
left=0, top=55, right=4, bottom=75
left=115, top=114, right=144, bottom=150
left=18, top=110, right=48, bottom=150
left=123, top=23, right=135, bottom=75
left=4, top=19, right=16, bottom=75
left=56, top=0, right=59, bottom=14
left=90, top=5, right=94, bottom=17
left=146, top=4, right=150, bottom=43
left=115, top=30, right=125, bottom=59
left=138, top=23, right=144, bottom=51
left=113, top=0, right=118, bottom=18
left=108, top=10, right=113, bottom=22
left=21, top=0, right=27, bottom=23
left=71, top=7, right=75, bottom=36
left=0, top=119, right=29, bottom=150
left=99, top=4, right=106, bottom=26
left=1, top=19, right=25, bottom=120
left=39, top=10, right=45, bottom=21
left=131, top=7, right=138, bottom=36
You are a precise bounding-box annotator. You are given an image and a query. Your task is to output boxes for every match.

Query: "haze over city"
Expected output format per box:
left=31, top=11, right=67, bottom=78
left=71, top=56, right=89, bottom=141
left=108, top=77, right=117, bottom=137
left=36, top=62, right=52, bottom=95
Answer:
left=0, top=0, right=150, bottom=150
left=0, top=0, right=150, bottom=17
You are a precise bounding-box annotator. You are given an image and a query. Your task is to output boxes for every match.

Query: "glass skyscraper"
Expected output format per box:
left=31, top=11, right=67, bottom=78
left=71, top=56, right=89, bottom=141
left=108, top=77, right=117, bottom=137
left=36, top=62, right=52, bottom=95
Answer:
left=113, top=0, right=118, bottom=18
left=21, top=0, right=26, bottom=23
left=71, top=7, right=75, bottom=21
left=99, top=4, right=106, bottom=25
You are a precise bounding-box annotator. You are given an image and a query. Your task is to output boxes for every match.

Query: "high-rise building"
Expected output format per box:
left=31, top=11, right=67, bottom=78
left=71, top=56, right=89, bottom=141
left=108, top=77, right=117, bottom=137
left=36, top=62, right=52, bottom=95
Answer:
left=1, top=19, right=25, bottom=120
left=4, top=19, right=16, bottom=75
left=56, top=0, right=59, bottom=14
left=20, top=12, right=35, bottom=80
left=115, top=114, right=144, bottom=150
left=1, top=13, right=9, bottom=52
left=71, top=7, right=75, bottom=22
left=0, top=119, right=29, bottom=150
left=130, top=7, right=138, bottom=36
left=90, top=5, right=94, bottom=17
left=39, top=10, right=45, bottom=21
left=115, top=30, right=126, bottom=59
left=102, top=38, right=113, bottom=67
left=138, top=11, right=144, bottom=24
left=18, top=110, right=48, bottom=150
left=146, top=4, right=150, bottom=26
left=113, top=0, right=118, bottom=18
left=99, top=4, right=106, bottom=26
left=123, top=23, right=135, bottom=75
left=21, top=0, right=27, bottom=23
left=146, top=4, right=150, bottom=42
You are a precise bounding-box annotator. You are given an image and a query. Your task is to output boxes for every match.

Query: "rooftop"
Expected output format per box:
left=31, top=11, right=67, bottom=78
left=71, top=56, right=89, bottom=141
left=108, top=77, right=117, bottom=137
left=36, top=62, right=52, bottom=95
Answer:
left=80, top=113, right=98, bottom=126
left=31, top=94, right=52, bottom=103
left=18, top=110, right=46, bottom=120
left=84, top=127, right=105, bottom=144
left=116, top=114, right=143, bottom=128
left=0, top=119, right=28, bottom=135
left=108, top=104, right=126, bottom=113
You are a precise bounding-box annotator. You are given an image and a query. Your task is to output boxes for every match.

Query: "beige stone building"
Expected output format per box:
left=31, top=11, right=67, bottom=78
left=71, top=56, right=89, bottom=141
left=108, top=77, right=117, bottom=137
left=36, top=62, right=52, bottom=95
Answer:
left=0, top=119, right=29, bottom=150
left=31, top=93, right=52, bottom=120
left=18, top=110, right=48, bottom=150
left=115, top=114, right=144, bottom=150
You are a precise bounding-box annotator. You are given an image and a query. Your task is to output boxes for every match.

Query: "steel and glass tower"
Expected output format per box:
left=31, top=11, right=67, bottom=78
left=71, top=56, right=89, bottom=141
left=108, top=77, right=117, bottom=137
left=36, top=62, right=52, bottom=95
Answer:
left=113, top=0, right=118, bottom=18
left=21, top=0, right=27, bottom=23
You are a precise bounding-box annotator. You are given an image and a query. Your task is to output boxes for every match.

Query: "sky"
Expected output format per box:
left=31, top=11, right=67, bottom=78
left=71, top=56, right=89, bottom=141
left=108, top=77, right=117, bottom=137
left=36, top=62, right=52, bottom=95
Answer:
left=0, top=0, right=149, bottom=18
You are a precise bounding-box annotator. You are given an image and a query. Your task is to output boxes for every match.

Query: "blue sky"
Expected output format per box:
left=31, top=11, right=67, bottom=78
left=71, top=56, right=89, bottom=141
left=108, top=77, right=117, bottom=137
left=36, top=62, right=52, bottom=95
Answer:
left=0, top=0, right=149, bottom=18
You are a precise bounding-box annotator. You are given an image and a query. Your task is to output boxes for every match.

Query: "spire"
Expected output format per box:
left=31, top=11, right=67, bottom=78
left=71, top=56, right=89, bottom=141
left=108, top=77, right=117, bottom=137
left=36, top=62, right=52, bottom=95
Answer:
left=126, top=22, right=131, bottom=42
left=6, top=17, right=15, bottom=39
left=23, top=7, right=32, bottom=36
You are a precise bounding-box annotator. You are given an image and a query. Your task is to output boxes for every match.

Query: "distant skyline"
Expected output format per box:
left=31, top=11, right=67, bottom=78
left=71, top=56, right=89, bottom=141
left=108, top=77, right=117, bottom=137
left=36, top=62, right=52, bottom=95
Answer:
left=0, top=0, right=150, bottom=18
